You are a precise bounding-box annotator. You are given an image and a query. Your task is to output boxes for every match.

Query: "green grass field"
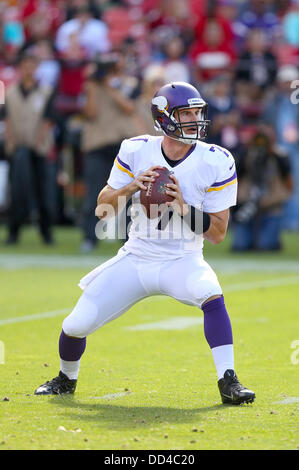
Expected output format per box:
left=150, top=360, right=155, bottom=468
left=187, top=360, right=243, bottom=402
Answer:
left=0, top=226, right=298, bottom=450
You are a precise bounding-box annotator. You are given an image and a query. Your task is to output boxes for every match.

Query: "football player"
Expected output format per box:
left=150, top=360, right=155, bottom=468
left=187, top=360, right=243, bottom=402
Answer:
left=35, top=82, right=255, bottom=405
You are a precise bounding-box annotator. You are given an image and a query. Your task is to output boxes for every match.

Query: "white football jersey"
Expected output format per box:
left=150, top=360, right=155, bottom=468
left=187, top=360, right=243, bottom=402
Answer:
left=107, top=134, right=237, bottom=260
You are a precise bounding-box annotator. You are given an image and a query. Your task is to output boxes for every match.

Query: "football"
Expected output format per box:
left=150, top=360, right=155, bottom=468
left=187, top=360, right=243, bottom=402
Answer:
left=140, top=166, right=174, bottom=218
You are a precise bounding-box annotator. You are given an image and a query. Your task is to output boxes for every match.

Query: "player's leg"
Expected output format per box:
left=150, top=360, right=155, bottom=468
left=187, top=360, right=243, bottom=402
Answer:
left=34, top=253, right=148, bottom=395
left=201, top=295, right=234, bottom=380
left=159, top=255, right=233, bottom=377
left=159, top=255, right=255, bottom=404
left=201, top=295, right=254, bottom=404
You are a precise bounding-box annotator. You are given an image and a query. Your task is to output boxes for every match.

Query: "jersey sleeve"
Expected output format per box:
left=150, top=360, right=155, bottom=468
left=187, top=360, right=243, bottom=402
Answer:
left=107, top=140, right=135, bottom=189
left=202, top=150, right=238, bottom=213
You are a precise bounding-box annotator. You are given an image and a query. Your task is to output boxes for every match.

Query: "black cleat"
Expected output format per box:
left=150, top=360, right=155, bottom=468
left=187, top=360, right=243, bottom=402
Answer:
left=34, top=371, right=77, bottom=395
left=218, top=369, right=255, bottom=405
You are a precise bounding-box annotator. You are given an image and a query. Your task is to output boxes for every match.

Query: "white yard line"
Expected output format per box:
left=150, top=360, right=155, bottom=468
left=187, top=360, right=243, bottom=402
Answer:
left=91, top=392, right=132, bottom=400
left=125, top=316, right=203, bottom=331
left=273, top=397, right=299, bottom=405
left=0, top=308, right=70, bottom=326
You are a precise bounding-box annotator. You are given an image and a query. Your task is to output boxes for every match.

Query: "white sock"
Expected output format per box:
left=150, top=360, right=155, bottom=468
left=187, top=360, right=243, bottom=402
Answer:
left=211, top=344, right=234, bottom=380
left=60, top=359, right=80, bottom=380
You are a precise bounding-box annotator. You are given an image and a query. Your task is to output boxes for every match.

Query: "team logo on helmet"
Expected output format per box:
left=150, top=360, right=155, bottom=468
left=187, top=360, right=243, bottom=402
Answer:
left=152, top=95, right=168, bottom=112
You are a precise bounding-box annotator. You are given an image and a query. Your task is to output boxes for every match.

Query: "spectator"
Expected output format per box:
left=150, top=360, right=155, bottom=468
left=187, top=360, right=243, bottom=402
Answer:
left=65, top=0, right=102, bottom=21
left=145, top=0, right=193, bottom=37
left=274, top=3, right=299, bottom=66
left=80, top=54, right=138, bottom=252
left=146, top=0, right=195, bottom=62
left=193, top=8, right=234, bottom=44
left=216, top=0, right=241, bottom=25
left=262, top=64, right=299, bottom=230
left=34, top=39, right=61, bottom=88
left=236, top=28, right=278, bottom=89
left=0, top=44, right=20, bottom=91
left=231, top=129, right=293, bottom=251
left=204, top=74, right=240, bottom=153
left=160, top=34, right=191, bottom=83
left=3, top=50, right=56, bottom=245
left=54, top=30, right=87, bottom=115
left=135, top=63, right=166, bottom=135
left=107, top=49, right=140, bottom=100
left=235, top=0, right=281, bottom=43
left=21, top=0, right=64, bottom=46
left=2, top=6, right=25, bottom=50
left=55, top=4, right=111, bottom=59
left=119, top=37, right=146, bottom=79
left=53, top=4, right=110, bottom=115
left=282, top=3, right=299, bottom=47
left=189, top=17, right=236, bottom=82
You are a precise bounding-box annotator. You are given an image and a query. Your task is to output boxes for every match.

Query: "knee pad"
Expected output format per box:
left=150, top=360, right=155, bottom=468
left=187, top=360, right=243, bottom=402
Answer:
left=186, top=274, right=222, bottom=308
left=62, top=315, right=88, bottom=339
left=62, top=294, right=99, bottom=338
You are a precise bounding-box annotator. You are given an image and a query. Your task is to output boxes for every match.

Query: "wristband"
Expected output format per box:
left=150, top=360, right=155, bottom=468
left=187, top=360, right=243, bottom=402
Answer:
left=182, top=205, right=211, bottom=234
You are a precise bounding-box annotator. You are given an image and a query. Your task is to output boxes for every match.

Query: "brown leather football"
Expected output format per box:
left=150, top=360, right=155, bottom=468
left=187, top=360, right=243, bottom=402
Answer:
left=140, top=167, right=174, bottom=219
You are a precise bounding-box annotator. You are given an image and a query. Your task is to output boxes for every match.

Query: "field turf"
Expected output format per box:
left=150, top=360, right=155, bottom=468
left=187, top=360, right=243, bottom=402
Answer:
left=0, top=226, right=298, bottom=450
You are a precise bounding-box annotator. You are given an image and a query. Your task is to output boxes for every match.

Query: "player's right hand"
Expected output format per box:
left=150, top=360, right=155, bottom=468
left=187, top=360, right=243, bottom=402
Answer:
left=129, top=166, right=164, bottom=193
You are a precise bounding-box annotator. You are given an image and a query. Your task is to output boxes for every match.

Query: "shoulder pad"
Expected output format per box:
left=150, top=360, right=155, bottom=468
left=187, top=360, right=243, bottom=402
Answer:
left=202, top=144, right=234, bottom=166
left=121, top=135, right=150, bottom=154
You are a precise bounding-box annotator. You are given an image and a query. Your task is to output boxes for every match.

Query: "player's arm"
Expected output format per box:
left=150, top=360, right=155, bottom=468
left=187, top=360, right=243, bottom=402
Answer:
left=95, top=166, right=163, bottom=219
left=203, top=209, right=229, bottom=244
left=165, top=174, right=229, bottom=244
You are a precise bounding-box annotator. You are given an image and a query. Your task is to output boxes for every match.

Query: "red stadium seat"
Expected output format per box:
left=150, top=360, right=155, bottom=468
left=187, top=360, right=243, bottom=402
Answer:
left=103, top=7, right=133, bottom=47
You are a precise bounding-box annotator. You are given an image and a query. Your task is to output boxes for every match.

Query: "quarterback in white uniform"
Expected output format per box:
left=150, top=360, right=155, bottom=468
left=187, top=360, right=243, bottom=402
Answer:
left=35, top=82, right=255, bottom=405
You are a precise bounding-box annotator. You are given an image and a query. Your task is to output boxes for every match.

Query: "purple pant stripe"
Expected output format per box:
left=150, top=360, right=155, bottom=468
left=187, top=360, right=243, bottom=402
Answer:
left=202, top=296, right=233, bottom=349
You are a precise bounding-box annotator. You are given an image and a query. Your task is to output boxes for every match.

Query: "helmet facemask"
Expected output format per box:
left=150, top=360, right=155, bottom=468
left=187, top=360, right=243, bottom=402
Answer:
left=152, top=95, right=210, bottom=144
left=170, top=105, right=210, bottom=144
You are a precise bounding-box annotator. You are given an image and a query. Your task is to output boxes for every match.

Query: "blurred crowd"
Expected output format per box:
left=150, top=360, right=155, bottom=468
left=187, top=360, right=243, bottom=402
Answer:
left=0, top=0, right=298, bottom=252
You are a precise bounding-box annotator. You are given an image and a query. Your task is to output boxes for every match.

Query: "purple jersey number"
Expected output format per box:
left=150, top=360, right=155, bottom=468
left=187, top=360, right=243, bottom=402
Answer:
left=209, top=146, right=230, bottom=158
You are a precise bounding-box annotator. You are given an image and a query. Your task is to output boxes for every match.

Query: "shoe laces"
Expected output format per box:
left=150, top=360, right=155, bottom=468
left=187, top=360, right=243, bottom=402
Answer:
left=46, top=375, right=63, bottom=387
left=46, top=374, right=71, bottom=392
left=225, top=371, right=244, bottom=390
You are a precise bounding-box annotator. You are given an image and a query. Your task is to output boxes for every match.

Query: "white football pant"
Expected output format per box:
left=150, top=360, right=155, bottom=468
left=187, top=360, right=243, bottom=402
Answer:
left=62, top=251, right=223, bottom=338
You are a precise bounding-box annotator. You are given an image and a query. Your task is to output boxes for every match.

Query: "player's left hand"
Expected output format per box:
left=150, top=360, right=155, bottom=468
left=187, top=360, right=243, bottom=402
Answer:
left=165, top=174, right=189, bottom=216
